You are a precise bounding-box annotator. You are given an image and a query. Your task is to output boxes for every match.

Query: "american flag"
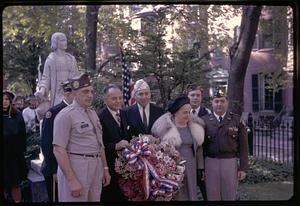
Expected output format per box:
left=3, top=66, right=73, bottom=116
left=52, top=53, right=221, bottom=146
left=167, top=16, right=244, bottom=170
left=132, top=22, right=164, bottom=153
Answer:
left=121, top=48, right=131, bottom=107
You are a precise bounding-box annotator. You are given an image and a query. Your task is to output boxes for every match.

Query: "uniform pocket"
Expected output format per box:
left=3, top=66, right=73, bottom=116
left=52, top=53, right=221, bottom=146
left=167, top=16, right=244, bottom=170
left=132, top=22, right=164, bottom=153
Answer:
left=228, top=126, right=239, bottom=141
left=74, top=121, right=92, bottom=134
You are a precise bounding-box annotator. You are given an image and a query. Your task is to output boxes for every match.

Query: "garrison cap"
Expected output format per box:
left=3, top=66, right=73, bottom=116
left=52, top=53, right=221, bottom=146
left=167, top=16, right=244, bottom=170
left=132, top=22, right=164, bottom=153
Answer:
left=61, top=80, right=72, bottom=92
left=134, top=79, right=150, bottom=93
left=213, top=88, right=227, bottom=99
left=70, top=73, right=91, bottom=90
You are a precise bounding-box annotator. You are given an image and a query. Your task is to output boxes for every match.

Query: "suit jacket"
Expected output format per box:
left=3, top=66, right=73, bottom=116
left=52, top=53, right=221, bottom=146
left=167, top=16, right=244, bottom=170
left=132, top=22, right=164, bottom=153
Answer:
left=198, top=107, right=210, bottom=117
left=97, top=106, right=129, bottom=201
left=97, top=106, right=129, bottom=172
left=41, top=101, right=68, bottom=177
left=124, top=103, right=165, bottom=138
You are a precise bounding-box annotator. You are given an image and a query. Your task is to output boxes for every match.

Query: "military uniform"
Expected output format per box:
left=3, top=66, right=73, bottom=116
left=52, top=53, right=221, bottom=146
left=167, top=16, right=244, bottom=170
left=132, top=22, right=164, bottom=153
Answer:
left=53, top=99, right=104, bottom=202
left=41, top=100, right=68, bottom=201
left=202, top=112, right=248, bottom=200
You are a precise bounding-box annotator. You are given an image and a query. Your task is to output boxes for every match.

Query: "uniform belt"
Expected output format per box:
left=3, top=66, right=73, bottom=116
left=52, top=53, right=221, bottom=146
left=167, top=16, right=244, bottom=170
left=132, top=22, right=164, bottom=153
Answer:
left=206, top=153, right=237, bottom=159
left=68, top=152, right=101, bottom=158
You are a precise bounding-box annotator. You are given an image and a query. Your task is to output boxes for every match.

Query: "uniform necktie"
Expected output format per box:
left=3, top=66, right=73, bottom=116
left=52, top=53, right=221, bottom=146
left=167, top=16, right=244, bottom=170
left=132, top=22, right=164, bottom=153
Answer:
left=142, top=107, right=148, bottom=128
left=192, top=109, right=196, bottom=115
left=116, top=111, right=121, bottom=126
left=219, top=116, right=223, bottom=123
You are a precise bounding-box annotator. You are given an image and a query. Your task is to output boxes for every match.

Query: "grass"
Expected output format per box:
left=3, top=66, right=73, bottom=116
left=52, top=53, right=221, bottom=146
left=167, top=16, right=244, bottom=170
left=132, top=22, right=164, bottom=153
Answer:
left=237, top=181, right=294, bottom=200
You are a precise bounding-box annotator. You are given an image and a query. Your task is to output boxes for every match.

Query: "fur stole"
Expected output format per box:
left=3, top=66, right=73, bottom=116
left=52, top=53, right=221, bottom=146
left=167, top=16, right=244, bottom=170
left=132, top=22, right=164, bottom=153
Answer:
left=151, top=112, right=205, bottom=147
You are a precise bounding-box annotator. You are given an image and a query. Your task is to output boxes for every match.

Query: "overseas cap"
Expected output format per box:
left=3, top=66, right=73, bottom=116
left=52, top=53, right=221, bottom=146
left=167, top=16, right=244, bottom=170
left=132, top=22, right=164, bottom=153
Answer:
left=134, top=79, right=150, bottom=93
left=70, top=73, right=91, bottom=90
left=61, top=80, right=72, bottom=92
left=213, top=88, right=227, bottom=99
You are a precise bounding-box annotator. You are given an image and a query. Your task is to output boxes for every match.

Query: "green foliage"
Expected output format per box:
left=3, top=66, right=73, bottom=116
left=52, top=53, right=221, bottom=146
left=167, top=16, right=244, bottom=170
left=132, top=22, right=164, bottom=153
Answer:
left=25, top=132, right=41, bottom=161
left=3, top=5, right=85, bottom=94
left=242, top=157, right=293, bottom=184
left=264, top=71, right=289, bottom=93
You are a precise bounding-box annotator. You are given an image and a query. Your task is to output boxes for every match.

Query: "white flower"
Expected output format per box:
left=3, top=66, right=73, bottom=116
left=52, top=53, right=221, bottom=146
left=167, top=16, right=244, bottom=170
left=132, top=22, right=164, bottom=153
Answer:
left=156, top=151, right=164, bottom=160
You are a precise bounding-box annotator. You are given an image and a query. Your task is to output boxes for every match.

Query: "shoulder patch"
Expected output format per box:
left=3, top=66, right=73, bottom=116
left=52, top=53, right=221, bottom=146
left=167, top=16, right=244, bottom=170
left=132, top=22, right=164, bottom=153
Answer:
left=45, top=111, right=52, bottom=119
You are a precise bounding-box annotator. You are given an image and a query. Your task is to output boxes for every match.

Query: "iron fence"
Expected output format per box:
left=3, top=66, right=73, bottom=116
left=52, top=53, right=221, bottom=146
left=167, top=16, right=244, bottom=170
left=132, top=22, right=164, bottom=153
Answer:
left=248, top=119, right=294, bottom=165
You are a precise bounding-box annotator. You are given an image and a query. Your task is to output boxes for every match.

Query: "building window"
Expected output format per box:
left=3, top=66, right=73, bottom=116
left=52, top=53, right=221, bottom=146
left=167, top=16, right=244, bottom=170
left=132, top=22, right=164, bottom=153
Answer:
left=264, top=73, right=282, bottom=111
left=274, top=90, right=282, bottom=112
left=252, top=73, right=282, bottom=113
left=264, top=86, right=273, bottom=110
left=252, top=74, right=259, bottom=111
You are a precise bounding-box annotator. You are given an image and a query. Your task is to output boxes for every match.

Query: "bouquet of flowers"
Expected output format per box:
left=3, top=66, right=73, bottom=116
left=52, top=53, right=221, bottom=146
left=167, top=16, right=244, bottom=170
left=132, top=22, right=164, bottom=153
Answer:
left=115, top=134, right=186, bottom=201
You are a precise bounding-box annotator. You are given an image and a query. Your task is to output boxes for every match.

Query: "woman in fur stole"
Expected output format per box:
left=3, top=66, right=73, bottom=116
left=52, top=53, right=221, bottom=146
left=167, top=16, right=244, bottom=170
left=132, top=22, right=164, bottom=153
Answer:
left=151, top=95, right=205, bottom=201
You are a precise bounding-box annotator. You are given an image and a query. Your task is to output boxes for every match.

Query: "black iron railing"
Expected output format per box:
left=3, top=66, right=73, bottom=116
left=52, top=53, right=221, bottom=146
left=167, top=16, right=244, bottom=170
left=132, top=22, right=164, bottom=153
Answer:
left=247, top=119, right=294, bottom=165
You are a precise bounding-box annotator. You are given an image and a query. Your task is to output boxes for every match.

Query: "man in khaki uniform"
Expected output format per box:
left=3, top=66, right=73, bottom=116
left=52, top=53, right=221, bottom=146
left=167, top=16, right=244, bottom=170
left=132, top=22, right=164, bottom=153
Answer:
left=202, top=89, right=248, bottom=201
left=53, top=73, right=111, bottom=202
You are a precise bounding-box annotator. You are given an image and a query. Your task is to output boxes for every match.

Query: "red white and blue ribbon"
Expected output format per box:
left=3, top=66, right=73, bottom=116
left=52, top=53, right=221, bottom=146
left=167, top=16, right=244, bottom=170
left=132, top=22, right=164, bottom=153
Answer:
left=122, top=136, right=180, bottom=200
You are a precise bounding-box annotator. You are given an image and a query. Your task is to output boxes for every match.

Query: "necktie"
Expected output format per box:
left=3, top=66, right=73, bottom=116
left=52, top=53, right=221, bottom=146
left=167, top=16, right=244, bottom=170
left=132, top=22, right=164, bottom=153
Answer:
left=192, top=109, right=196, bottom=115
left=116, top=111, right=121, bottom=126
left=142, top=107, right=148, bottom=128
left=219, top=116, right=223, bottom=123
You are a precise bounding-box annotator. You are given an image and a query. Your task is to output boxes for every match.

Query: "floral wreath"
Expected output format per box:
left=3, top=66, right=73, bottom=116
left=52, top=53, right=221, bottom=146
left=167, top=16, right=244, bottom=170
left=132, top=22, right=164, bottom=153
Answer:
left=115, top=134, right=186, bottom=201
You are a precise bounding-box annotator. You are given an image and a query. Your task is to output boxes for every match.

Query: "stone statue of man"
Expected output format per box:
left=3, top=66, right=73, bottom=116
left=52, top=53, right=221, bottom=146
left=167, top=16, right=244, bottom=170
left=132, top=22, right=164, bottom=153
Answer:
left=35, top=32, right=80, bottom=120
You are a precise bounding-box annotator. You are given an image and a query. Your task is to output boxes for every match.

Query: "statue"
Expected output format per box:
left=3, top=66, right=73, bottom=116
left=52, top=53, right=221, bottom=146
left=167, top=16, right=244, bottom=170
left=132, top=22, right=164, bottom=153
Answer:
left=35, top=32, right=80, bottom=120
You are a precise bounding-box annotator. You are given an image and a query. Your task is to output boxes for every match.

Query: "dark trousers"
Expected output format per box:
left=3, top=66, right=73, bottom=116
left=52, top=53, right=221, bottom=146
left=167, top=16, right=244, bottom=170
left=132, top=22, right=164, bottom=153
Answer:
left=44, top=175, right=58, bottom=202
left=100, top=175, right=128, bottom=202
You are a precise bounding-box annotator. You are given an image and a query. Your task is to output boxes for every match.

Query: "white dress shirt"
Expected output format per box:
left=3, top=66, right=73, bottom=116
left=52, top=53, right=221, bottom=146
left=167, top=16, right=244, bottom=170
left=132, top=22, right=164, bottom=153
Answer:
left=137, top=103, right=150, bottom=126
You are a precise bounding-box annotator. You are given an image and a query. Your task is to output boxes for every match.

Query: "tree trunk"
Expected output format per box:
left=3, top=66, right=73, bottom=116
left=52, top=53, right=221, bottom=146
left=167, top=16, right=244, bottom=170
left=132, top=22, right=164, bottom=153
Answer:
left=85, top=5, right=99, bottom=71
left=228, top=5, right=262, bottom=115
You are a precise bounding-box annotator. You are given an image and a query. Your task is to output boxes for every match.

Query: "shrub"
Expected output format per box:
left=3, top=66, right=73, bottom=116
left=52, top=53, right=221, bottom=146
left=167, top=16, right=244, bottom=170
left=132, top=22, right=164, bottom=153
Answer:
left=25, top=131, right=41, bottom=161
left=241, top=157, right=293, bottom=184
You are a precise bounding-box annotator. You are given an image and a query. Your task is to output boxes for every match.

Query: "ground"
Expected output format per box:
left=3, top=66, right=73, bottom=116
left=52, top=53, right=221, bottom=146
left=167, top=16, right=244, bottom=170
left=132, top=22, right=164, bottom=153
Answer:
left=197, top=181, right=294, bottom=201
left=237, top=181, right=294, bottom=200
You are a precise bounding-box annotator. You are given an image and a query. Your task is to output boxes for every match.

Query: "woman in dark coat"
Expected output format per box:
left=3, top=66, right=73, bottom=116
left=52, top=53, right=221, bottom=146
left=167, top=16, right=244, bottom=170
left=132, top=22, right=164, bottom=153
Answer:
left=3, top=90, right=28, bottom=202
left=151, top=95, right=205, bottom=201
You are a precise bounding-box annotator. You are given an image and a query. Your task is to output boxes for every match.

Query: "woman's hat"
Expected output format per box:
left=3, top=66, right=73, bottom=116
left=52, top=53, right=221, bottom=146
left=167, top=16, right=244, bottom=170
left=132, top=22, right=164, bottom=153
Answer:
left=3, top=90, right=15, bottom=101
left=167, top=95, right=190, bottom=114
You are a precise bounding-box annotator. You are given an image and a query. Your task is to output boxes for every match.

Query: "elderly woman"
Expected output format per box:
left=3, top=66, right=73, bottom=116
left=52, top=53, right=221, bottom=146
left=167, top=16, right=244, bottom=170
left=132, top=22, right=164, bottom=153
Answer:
left=3, top=90, right=28, bottom=202
left=151, top=95, right=205, bottom=201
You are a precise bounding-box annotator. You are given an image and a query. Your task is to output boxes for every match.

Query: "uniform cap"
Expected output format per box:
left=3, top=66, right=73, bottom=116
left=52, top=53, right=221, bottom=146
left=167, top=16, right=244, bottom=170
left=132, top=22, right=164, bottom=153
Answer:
left=134, top=79, right=150, bottom=93
left=167, top=95, right=190, bottom=114
left=70, top=73, right=91, bottom=90
left=213, top=88, right=227, bottom=99
left=61, top=80, right=72, bottom=92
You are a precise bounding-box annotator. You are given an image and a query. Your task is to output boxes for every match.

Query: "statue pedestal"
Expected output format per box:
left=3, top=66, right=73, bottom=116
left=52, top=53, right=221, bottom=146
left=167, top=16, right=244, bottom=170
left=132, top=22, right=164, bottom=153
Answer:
left=27, top=169, right=48, bottom=202
left=27, top=153, right=48, bottom=202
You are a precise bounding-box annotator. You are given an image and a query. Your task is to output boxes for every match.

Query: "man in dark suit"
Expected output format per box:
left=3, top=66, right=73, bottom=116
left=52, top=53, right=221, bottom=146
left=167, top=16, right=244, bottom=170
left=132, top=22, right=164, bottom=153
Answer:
left=185, top=83, right=210, bottom=201
left=98, top=84, right=130, bottom=202
left=40, top=80, right=75, bottom=202
left=124, top=79, right=164, bottom=138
